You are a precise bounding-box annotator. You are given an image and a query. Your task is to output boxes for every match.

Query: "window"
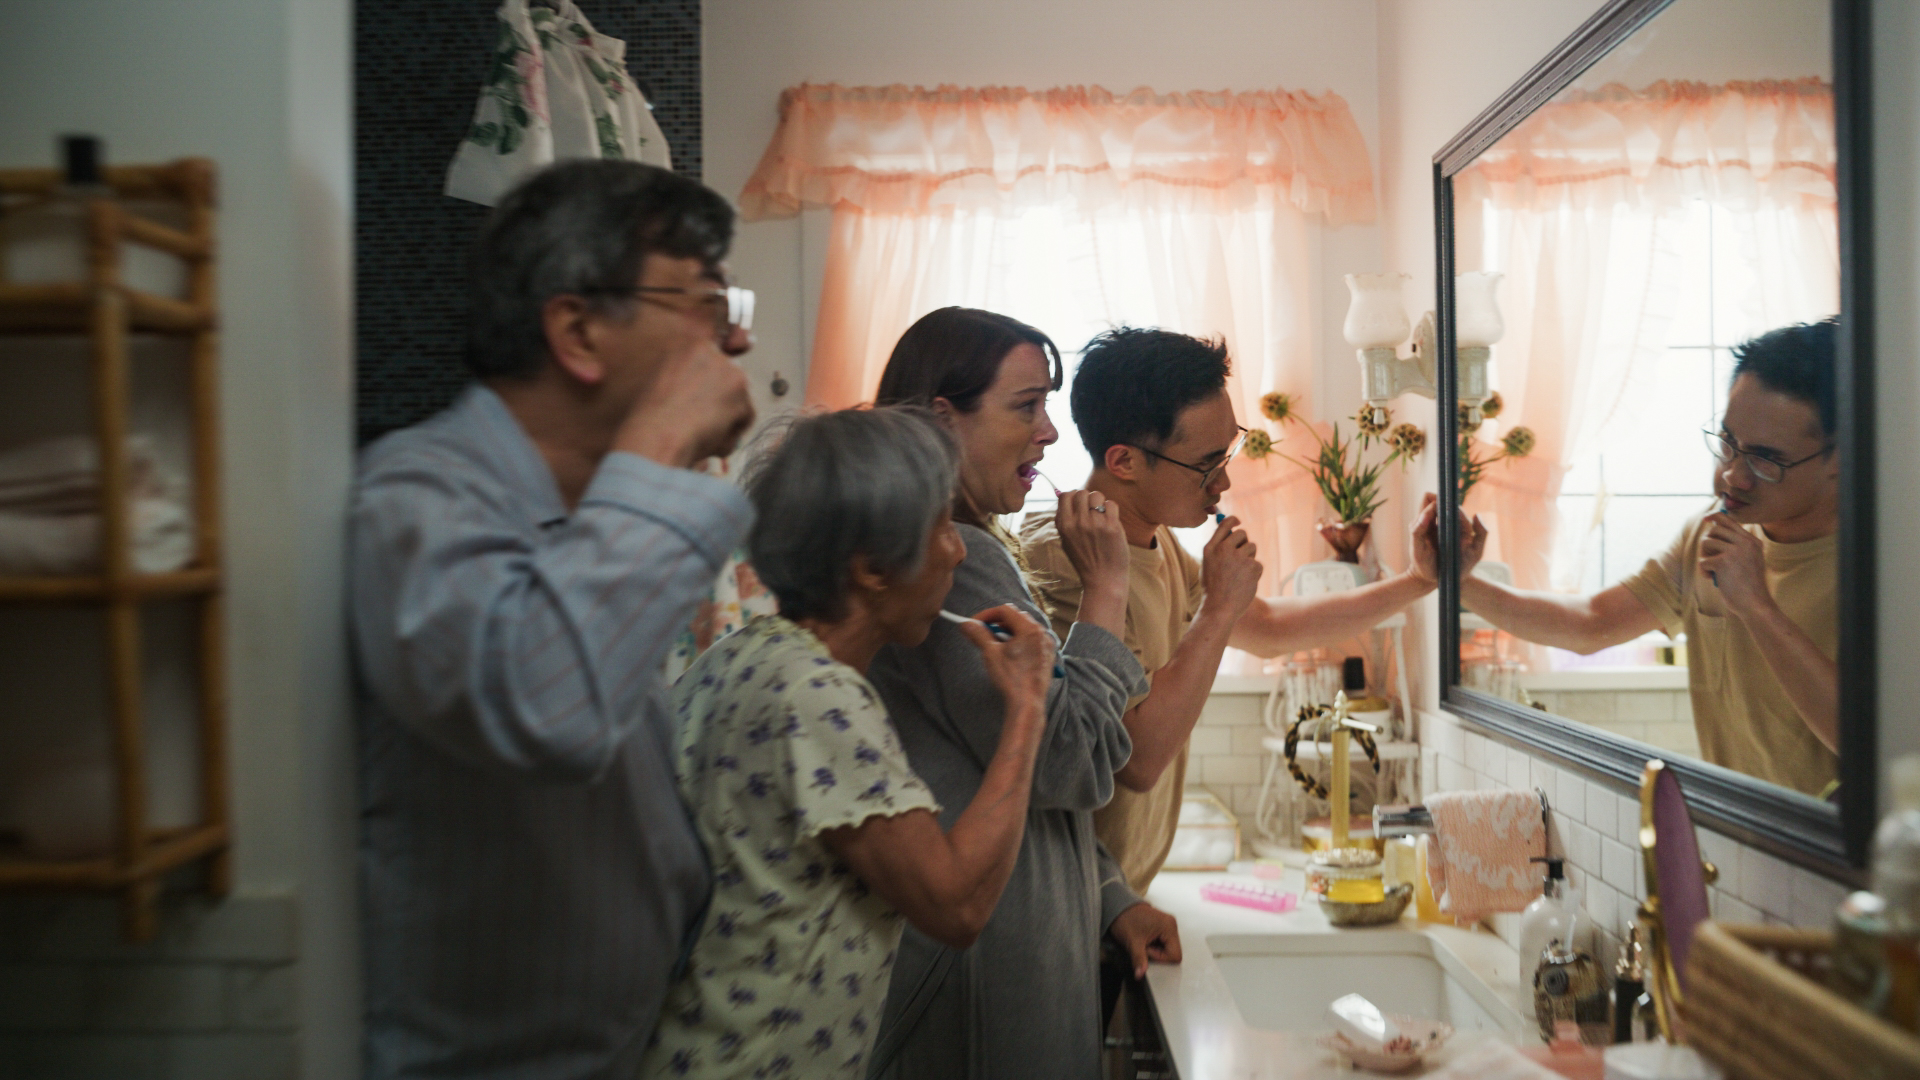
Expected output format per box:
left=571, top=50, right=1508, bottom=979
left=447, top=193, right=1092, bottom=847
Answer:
left=1553, top=198, right=1800, bottom=594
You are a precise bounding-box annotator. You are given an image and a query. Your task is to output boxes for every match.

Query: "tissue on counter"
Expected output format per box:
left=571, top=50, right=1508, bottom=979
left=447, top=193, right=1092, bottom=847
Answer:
left=1329, top=993, right=1399, bottom=1050
left=1163, top=791, right=1240, bottom=870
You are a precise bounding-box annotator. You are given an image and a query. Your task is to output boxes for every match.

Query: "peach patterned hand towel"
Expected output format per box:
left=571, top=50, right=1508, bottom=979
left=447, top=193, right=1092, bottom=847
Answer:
left=1426, top=789, right=1547, bottom=924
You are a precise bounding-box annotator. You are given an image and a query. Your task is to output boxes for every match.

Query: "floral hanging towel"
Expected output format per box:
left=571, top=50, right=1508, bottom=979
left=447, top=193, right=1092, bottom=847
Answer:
left=445, top=0, right=671, bottom=206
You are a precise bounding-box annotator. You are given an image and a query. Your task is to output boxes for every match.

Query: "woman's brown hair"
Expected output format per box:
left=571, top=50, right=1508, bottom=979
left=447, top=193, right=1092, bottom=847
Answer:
left=875, top=307, right=1063, bottom=539
left=875, top=307, right=1063, bottom=412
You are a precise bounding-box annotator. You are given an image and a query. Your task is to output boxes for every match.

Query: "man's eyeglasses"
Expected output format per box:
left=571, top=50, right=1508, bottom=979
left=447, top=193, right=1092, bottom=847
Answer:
left=587, top=284, right=755, bottom=336
left=1131, top=427, right=1248, bottom=488
left=1702, top=428, right=1831, bottom=484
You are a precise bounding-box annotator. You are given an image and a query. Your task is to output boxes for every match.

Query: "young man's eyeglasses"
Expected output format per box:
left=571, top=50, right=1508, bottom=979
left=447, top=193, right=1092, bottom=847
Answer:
left=1702, top=428, right=1831, bottom=484
left=586, top=284, right=756, bottom=337
left=1131, top=427, right=1249, bottom=488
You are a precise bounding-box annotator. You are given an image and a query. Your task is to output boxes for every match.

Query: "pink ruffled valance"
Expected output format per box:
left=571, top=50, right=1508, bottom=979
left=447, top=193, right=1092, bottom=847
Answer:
left=739, top=83, right=1377, bottom=225
left=1456, top=78, right=1834, bottom=212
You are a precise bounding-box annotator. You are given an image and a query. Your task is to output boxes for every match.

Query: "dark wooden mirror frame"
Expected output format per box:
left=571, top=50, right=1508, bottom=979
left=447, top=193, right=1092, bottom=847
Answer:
left=1432, top=0, right=1874, bottom=878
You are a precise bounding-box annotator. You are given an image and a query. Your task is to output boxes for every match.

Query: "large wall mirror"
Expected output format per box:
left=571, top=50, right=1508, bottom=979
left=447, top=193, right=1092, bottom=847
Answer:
left=1433, top=0, right=1874, bottom=874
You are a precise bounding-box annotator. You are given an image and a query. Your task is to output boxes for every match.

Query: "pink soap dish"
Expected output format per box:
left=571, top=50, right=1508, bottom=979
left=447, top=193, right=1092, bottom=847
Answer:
left=1200, top=881, right=1299, bottom=913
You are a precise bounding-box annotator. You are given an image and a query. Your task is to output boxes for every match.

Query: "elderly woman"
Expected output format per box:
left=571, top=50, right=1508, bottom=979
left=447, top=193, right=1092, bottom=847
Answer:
left=641, top=408, right=1057, bottom=1079
left=863, top=307, right=1162, bottom=1080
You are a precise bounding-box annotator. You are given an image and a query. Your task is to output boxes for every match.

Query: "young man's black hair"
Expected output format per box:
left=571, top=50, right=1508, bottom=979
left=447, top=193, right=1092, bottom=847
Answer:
left=1729, top=316, right=1837, bottom=438
left=1070, top=327, right=1231, bottom=461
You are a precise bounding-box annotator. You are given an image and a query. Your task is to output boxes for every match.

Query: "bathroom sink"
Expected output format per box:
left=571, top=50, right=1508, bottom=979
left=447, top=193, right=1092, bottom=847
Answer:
left=1206, top=930, right=1527, bottom=1038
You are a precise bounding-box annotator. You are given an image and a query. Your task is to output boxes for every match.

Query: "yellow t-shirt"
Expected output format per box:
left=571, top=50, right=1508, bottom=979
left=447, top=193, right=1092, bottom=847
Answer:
left=1619, top=512, right=1838, bottom=797
left=1020, top=512, right=1203, bottom=893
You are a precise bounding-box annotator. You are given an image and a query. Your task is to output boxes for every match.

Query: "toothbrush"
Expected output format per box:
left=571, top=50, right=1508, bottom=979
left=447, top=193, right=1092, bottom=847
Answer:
left=1709, top=497, right=1732, bottom=587
left=939, top=610, right=1065, bottom=678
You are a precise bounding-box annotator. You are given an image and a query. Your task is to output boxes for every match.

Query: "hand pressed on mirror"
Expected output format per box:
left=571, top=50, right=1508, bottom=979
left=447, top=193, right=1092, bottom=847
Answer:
left=1411, top=492, right=1485, bottom=585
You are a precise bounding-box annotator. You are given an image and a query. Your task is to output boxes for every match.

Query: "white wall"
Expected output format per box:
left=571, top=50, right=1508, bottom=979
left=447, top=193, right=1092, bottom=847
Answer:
left=1375, top=0, right=1600, bottom=713
left=0, top=0, right=356, bottom=1075
left=703, top=0, right=1388, bottom=445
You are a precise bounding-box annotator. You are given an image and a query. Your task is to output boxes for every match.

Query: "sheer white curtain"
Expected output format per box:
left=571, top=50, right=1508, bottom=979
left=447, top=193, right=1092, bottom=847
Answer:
left=812, top=188, right=1330, bottom=608
left=741, top=83, right=1380, bottom=628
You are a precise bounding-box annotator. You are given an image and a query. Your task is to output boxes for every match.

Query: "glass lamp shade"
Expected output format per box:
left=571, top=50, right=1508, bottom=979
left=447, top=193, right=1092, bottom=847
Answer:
left=1343, top=273, right=1411, bottom=350
left=1455, top=271, right=1506, bottom=348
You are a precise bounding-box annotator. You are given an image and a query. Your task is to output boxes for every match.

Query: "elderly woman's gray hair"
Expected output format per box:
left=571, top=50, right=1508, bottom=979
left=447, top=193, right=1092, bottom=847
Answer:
left=743, top=408, right=959, bottom=621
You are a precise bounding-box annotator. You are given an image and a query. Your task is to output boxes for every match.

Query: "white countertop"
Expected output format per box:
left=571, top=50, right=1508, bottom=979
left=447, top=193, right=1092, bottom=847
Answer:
left=1141, top=868, right=1533, bottom=1080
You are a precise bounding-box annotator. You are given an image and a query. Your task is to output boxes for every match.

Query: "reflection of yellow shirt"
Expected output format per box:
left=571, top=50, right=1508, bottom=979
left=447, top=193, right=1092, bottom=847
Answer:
left=1020, top=513, right=1203, bottom=893
left=1619, top=512, right=1837, bottom=797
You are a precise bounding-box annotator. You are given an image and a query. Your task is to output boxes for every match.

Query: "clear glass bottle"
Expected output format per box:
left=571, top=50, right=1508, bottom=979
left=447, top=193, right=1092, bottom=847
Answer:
left=1517, top=856, right=1582, bottom=1017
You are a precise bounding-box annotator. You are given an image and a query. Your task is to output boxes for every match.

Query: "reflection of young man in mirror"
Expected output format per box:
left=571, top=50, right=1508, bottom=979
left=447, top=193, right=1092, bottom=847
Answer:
left=1448, top=319, right=1838, bottom=796
left=1021, top=328, right=1444, bottom=897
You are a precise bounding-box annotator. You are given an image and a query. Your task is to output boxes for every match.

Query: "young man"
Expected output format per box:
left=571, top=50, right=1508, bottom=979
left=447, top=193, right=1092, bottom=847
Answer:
left=349, top=161, right=756, bottom=1078
left=1453, top=319, right=1839, bottom=796
left=1020, top=328, right=1442, bottom=896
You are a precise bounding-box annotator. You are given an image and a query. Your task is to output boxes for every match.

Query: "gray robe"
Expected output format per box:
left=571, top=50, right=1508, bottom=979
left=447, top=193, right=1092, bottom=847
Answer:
left=865, top=525, right=1147, bottom=1080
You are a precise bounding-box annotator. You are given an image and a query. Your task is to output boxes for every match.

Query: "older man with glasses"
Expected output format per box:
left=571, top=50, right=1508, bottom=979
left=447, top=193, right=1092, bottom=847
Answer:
left=1451, top=318, right=1840, bottom=797
left=349, top=160, right=756, bottom=1079
left=1017, top=328, right=1445, bottom=984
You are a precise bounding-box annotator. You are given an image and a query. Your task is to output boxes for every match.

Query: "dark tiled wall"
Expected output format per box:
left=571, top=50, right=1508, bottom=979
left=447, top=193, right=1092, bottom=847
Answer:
left=354, top=0, right=701, bottom=445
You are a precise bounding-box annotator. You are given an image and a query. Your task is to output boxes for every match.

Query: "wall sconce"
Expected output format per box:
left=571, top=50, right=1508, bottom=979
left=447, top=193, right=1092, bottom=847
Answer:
left=1345, top=271, right=1504, bottom=426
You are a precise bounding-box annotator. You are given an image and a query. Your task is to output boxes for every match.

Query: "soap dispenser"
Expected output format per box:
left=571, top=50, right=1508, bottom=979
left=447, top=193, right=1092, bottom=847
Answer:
left=1518, top=856, right=1579, bottom=1015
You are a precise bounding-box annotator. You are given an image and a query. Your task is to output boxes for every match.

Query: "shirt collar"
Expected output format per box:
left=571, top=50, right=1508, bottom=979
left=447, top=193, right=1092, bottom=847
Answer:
left=455, top=383, right=571, bottom=527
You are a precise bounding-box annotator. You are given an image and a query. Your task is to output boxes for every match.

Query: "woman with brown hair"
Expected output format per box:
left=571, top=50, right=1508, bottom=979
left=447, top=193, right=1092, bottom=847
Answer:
left=862, top=307, right=1167, bottom=1080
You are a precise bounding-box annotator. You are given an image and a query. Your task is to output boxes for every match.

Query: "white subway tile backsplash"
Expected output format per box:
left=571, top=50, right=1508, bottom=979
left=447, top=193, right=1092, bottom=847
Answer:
left=1530, top=759, right=1558, bottom=805
left=1698, top=829, right=1742, bottom=891
left=1230, top=725, right=1271, bottom=756
left=1585, top=882, right=1618, bottom=935
left=1463, top=732, right=1486, bottom=776
left=1556, top=770, right=1587, bottom=824
left=1506, top=746, right=1531, bottom=789
left=1601, top=837, right=1637, bottom=893
left=1617, top=792, right=1642, bottom=845
left=1188, top=726, right=1233, bottom=757
left=1790, top=869, right=1849, bottom=928
left=1201, top=755, right=1261, bottom=786
left=1566, top=820, right=1601, bottom=876
left=1739, top=850, right=1796, bottom=919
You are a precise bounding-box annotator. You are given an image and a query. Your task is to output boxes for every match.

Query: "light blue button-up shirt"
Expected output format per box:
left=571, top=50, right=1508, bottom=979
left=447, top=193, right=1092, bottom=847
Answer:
left=350, top=385, right=751, bottom=1080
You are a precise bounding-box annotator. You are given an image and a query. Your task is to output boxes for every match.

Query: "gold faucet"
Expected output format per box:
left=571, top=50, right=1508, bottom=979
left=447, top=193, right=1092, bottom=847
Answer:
left=1323, top=691, right=1382, bottom=850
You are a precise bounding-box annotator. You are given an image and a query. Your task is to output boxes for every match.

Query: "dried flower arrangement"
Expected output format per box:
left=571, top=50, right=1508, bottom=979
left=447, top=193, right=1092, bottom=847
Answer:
left=1249, top=393, right=1426, bottom=526
left=1458, top=392, right=1535, bottom=501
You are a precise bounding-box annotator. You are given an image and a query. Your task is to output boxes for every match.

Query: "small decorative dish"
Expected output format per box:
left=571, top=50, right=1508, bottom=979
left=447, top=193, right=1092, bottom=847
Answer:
left=1316, top=1015, right=1453, bottom=1073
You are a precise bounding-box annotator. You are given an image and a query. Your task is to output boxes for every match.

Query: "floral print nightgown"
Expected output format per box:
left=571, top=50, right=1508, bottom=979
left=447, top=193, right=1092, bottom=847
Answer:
left=642, top=615, right=939, bottom=1078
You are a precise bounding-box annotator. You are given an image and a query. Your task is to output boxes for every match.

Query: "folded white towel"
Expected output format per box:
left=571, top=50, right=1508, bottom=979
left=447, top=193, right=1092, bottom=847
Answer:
left=0, top=434, right=169, bottom=513
left=0, top=435, right=192, bottom=575
left=0, top=498, right=193, bottom=575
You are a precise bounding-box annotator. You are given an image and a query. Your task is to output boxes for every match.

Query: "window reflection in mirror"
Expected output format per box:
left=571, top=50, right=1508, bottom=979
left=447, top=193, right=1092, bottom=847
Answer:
left=1446, top=0, right=1839, bottom=799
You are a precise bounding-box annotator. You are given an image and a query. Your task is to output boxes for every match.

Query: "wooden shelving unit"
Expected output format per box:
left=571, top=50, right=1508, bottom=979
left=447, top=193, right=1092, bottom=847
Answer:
left=0, top=158, right=227, bottom=940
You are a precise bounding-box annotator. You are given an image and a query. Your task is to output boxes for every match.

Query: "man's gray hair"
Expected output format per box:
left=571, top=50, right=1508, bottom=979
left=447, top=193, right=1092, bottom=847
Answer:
left=742, top=408, right=959, bottom=622
left=464, top=159, right=735, bottom=379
